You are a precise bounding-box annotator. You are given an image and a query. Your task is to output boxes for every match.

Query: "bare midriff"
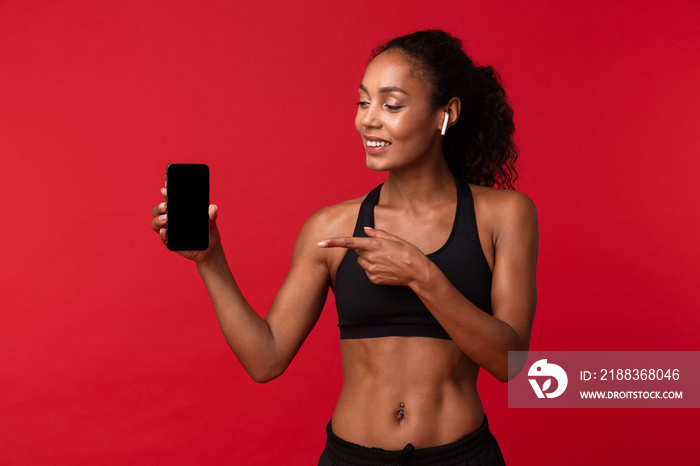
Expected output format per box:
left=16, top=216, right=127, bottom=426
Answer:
left=331, top=336, right=484, bottom=450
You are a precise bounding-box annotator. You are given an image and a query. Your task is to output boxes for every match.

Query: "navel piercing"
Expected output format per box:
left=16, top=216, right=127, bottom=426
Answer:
left=397, top=403, right=405, bottom=421
left=441, top=111, right=449, bottom=135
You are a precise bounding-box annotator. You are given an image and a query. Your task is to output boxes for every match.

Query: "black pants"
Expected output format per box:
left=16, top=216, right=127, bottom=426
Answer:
left=318, top=415, right=506, bottom=466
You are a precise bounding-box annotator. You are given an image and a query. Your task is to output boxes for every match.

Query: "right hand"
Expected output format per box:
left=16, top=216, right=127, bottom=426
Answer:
left=150, top=187, right=221, bottom=263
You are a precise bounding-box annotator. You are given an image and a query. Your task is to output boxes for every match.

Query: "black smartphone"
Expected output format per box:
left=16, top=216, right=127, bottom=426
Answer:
left=165, top=163, right=210, bottom=251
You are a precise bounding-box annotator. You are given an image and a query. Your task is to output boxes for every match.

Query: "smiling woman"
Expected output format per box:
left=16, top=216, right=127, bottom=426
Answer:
left=152, top=29, right=537, bottom=465
left=355, top=51, right=447, bottom=174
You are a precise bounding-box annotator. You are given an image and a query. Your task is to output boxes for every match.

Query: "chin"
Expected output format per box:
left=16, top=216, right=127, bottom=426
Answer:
left=365, top=158, right=390, bottom=173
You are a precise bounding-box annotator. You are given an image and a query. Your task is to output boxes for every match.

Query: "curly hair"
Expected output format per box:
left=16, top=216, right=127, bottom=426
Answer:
left=372, top=30, right=518, bottom=189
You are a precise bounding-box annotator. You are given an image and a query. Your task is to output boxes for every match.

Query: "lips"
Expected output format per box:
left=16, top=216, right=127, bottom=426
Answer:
left=364, top=136, right=392, bottom=153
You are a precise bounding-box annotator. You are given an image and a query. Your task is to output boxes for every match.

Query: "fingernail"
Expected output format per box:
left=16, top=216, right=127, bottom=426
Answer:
left=363, top=226, right=373, bottom=230
left=317, top=241, right=328, bottom=247
left=159, top=215, right=167, bottom=221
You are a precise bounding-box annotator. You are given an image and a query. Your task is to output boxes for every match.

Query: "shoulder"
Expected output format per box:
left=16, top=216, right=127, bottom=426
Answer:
left=299, top=193, right=367, bottom=242
left=291, top=193, right=369, bottom=272
left=469, top=184, right=538, bottom=243
left=470, top=184, right=536, bottom=220
left=470, top=182, right=535, bottom=209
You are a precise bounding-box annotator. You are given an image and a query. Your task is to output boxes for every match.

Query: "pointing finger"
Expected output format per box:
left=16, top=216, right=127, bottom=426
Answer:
left=317, top=237, right=375, bottom=250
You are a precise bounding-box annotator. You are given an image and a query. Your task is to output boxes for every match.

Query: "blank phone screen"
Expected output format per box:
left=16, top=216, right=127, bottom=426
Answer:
left=165, top=163, right=209, bottom=251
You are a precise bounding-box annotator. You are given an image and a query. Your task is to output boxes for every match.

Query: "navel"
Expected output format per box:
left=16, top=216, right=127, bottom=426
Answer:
left=396, top=403, right=405, bottom=423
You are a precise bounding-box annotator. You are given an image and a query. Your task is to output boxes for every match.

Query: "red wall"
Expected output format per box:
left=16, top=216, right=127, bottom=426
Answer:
left=1, top=1, right=699, bottom=464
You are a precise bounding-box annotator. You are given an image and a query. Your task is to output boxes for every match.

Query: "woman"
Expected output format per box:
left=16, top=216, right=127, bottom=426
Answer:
left=151, top=29, right=537, bottom=465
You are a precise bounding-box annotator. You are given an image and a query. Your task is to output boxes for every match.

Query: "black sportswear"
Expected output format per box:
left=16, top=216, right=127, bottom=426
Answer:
left=334, top=181, right=492, bottom=340
left=317, top=414, right=506, bottom=465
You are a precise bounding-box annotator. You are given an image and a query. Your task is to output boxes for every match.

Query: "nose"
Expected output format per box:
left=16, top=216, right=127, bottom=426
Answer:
left=359, top=103, right=380, bottom=128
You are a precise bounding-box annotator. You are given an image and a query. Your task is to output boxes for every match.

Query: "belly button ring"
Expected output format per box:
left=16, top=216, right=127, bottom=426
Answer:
left=397, top=403, right=405, bottom=421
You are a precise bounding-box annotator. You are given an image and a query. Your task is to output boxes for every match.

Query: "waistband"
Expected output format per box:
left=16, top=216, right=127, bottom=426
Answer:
left=323, top=415, right=493, bottom=466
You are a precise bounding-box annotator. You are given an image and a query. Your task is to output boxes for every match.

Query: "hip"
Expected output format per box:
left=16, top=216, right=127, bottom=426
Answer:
left=318, top=414, right=506, bottom=466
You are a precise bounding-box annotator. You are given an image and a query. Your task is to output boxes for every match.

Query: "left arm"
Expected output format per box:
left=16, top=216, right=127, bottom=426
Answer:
left=411, top=192, right=538, bottom=381
left=318, top=192, right=538, bottom=382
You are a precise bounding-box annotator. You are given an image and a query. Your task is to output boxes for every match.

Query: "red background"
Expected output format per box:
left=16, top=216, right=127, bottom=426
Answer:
left=1, top=1, right=699, bottom=464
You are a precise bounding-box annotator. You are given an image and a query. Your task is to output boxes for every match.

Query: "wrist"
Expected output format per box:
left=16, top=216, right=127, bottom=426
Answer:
left=408, top=255, right=438, bottom=295
left=195, top=243, right=225, bottom=269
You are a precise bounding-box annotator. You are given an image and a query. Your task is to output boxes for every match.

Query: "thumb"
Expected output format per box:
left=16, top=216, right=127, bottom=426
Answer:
left=209, top=204, right=218, bottom=223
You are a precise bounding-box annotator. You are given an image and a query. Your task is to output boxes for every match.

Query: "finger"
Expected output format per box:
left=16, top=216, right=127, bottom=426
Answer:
left=151, top=213, right=167, bottom=233
left=209, top=204, right=218, bottom=222
left=151, top=202, right=167, bottom=217
left=356, top=255, right=372, bottom=272
left=317, top=237, right=375, bottom=250
left=363, top=226, right=400, bottom=241
left=161, top=187, right=167, bottom=199
left=356, top=259, right=389, bottom=286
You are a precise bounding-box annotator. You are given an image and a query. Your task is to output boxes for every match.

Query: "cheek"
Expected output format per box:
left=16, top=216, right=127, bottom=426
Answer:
left=391, top=115, right=439, bottom=157
left=389, top=114, right=423, bottom=142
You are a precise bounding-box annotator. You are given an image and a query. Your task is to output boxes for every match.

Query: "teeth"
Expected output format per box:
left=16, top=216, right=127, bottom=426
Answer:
left=367, top=141, right=391, bottom=147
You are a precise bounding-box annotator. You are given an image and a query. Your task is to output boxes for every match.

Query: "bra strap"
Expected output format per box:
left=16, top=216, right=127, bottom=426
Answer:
left=352, top=184, right=383, bottom=237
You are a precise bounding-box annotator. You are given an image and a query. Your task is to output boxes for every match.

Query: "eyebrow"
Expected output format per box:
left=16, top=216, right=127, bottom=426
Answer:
left=359, top=83, right=409, bottom=95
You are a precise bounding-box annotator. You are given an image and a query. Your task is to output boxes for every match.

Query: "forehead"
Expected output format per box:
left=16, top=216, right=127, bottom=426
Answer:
left=360, top=50, right=429, bottom=95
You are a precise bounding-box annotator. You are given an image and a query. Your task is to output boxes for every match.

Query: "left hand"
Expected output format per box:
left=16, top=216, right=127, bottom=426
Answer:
left=317, top=227, right=429, bottom=287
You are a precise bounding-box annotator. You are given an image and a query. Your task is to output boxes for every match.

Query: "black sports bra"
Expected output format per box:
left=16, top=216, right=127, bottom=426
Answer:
left=334, top=181, right=493, bottom=340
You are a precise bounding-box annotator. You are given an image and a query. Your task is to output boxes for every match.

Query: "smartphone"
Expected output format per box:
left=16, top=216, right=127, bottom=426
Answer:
left=165, top=163, right=210, bottom=251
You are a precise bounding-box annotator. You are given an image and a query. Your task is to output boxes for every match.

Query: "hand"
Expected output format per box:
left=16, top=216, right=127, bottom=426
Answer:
left=317, top=227, right=429, bottom=287
left=150, top=187, right=221, bottom=263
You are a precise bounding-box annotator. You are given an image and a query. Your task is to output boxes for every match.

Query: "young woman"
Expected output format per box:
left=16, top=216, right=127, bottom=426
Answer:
left=151, top=29, right=538, bottom=465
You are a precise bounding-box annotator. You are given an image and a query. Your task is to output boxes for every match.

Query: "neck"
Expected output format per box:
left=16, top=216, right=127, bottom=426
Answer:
left=381, top=156, right=457, bottom=207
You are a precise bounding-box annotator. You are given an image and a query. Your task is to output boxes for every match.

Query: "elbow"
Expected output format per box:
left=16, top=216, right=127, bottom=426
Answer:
left=481, top=358, right=511, bottom=383
left=247, top=368, right=282, bottom=384
left=244, top=360, right=287, bottom=384
left=490, top=347, right=529, bottom=383
left=491, top=365, right=512, bottom=383
left=250, top=372, right=279, bottom=384
left=498, top=369, right=520, bottom=383
left=227, top=336, right=288, bottom=383
left=501, top=348, right=529, bottom=382
left=490, top=366, right=518, bottom=383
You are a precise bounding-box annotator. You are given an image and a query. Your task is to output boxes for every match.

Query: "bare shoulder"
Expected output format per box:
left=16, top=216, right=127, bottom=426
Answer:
left=470, top=183, right=535, bottom=211
left=469, top=184, right=538, bottom=243
left=470, top=183, right=536, bottom=219
left=298, top=194, right=367, bottom=244
left=292, top=193, right=368, bottom=276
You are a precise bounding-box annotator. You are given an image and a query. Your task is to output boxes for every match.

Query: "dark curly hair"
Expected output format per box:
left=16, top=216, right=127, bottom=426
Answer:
left=372, top=30, right=518, bottom=189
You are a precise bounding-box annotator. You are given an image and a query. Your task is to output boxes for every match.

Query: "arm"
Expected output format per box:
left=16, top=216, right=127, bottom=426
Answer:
left=196, top=216, right=331, bottom=383
left=411, top=192, right=538, bottom=381
left=318, top=191, right=538, bottom=382
left=152, top=191, right=333, bottom=383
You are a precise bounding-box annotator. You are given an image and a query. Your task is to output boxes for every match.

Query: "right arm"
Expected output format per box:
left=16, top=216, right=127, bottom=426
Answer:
left=151, top=189, right=339, bottom=383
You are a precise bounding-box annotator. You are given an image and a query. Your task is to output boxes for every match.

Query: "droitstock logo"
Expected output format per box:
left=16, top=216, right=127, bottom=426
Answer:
left=528, top=359, right=568, bottom=398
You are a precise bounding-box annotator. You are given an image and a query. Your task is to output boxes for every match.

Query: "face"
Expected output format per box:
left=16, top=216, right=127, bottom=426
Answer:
left=355, top=50, right=444, bottom=173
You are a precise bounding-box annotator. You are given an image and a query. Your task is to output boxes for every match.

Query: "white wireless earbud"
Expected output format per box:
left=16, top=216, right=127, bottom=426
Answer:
left=441, top=111, right=449, bottom=135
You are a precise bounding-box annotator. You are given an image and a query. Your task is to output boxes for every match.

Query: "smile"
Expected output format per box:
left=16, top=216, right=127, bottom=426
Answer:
left=366, top=141, right=391, bottom=147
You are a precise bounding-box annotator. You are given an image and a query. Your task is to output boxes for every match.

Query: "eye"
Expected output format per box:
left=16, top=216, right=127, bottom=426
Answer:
left=384, top=104, right=404, bottom=111
left=356, top=101, right=369, bottom=108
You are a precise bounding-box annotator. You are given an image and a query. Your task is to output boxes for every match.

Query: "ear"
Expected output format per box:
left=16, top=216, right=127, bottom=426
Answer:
left=439, top=97, right=461, bottom=134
